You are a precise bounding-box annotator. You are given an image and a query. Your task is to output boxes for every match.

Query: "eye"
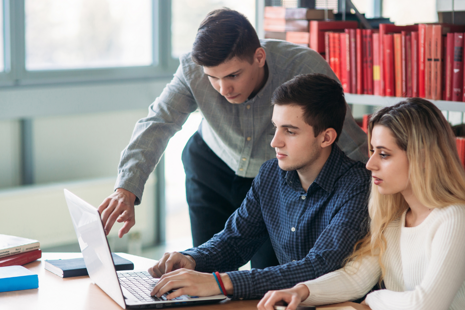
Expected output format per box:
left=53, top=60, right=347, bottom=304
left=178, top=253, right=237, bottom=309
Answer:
left=229, top=74, right=238, bottom=79
left=286, top=129, right=295, bottom=135
left=379, top=153, right=389, bottom=159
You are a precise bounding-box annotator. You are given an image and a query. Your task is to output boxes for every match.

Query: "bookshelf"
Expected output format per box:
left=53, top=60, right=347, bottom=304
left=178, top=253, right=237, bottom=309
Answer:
left=346, top=94, right=465, bottom=113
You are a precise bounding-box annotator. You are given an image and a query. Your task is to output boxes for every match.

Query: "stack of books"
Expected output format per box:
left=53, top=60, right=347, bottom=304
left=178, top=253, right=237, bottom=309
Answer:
left=325, top=23, right=465, bottom=101
left=0, top=234, right=42, bottom=267
left=264, top=6, right=336, bottom=47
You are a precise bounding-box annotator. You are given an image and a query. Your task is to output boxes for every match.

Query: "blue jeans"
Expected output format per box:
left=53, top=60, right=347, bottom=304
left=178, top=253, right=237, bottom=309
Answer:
left=182, top=131, right=279, bottom=269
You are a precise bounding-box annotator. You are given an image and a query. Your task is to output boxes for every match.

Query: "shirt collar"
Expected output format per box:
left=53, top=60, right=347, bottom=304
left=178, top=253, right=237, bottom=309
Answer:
left=283, top=144, right=346, bottom=194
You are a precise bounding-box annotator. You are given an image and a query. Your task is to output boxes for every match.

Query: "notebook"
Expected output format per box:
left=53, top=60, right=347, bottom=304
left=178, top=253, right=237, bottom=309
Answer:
left=63, top=189, right=227, bottom=309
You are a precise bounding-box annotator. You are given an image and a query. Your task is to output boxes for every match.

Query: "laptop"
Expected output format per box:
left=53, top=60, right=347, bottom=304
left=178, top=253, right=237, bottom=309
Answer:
left=63, top=189, right=227, bottom=309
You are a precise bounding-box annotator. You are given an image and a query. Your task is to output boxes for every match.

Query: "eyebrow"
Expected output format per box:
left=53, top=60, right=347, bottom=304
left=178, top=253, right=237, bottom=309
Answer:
left=271, top=121, right=300, bottom=130
left=374, top=146, right=392, bottom=151
left=205, top=69, right=242, bottom=79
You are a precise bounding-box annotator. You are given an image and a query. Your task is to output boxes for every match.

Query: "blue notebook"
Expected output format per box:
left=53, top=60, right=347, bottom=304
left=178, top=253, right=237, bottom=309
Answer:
left=0, top=265, right=39, bottom=292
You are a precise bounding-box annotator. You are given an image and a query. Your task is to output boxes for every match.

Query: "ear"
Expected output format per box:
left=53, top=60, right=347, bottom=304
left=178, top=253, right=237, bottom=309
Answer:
left=254, top=47, right=266, bottom=67
left=319, top=128, right=337, bottom=149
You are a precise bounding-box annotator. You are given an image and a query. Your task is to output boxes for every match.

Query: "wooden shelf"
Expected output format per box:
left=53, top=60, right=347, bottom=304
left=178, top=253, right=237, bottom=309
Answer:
left=345, top=94, right=465, bottom=112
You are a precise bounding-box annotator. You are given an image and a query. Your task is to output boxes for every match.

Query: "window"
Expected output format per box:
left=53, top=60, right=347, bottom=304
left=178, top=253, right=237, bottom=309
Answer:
left=0, top=0, right=4, bottom=72
left=25, top=0, right=153, bottom=70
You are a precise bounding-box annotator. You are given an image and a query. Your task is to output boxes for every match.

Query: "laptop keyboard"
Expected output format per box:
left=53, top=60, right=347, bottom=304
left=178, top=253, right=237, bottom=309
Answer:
left=118, top=271, right=190, bottom=303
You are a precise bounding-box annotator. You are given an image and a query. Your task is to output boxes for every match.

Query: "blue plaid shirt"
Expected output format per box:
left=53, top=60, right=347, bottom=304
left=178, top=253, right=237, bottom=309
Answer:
left=182, top=144, right=371, bottom=300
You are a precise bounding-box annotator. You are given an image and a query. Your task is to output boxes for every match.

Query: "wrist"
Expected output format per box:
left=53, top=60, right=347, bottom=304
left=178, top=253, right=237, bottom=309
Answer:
left=296, top=283, right=310, bottom=301
left=116, top=188, right=136, bottom=203
left=220, top=273, right=234, bottom=295
left=184, top=255, right=196, bottom=269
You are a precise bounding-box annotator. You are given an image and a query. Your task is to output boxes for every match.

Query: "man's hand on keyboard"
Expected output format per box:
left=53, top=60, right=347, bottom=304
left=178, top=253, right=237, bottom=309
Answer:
left=150, top=269, right=223, bottom=299
left=148, top=252, right=196, bottom=278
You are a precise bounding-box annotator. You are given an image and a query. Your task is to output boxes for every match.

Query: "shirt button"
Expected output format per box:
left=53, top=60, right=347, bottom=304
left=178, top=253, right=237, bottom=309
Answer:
left=291, top=227, right=296, bottom=232
left=301, top=195, right=306, bottom=200
left=292, top=260, right=296, bottom=262
left=239, top=168, right=244, bottom=171
left=247, top=105, right=251, bottom=109
left=247, top=137, right=251, bottom=141
left=242, top=158, right=247, bottom=161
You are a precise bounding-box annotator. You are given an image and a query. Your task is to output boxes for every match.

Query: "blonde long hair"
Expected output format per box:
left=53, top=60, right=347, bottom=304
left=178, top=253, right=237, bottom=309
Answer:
left=346, top=98, right=465, bottom=280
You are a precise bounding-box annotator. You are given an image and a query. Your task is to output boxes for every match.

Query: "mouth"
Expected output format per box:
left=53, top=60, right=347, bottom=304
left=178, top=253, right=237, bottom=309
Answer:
left=276, top=152, right=287, bottom=159
left=372, top=176, right=383, bottom=185
left=225, top=94, right=240, bottom=100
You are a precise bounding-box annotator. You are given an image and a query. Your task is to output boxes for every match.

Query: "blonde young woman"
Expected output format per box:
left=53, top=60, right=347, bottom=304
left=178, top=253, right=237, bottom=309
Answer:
left=257, top=98, right=465, bottom=310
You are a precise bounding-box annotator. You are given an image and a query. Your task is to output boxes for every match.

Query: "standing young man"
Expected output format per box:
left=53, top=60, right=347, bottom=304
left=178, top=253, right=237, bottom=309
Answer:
left=98, top=8, right=368, bottom=269
left=147, top=74, right=371, bottom=300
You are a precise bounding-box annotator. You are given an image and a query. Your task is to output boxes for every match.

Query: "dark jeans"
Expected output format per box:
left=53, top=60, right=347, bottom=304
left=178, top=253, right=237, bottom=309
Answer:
left=182, top=131, right=279, bottom=269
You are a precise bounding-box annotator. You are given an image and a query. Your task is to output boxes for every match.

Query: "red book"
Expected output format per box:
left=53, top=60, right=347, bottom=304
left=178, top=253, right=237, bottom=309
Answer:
left=325, top=31, right=331, bottom=63
left=362, top=114, right=371, bottom=133
left=446, top=33, right=455, bottom=101
left=362, top=30, right=368, bottom=94
left=425, top=25, right=433, bottom=99
left=340, top=33, right=349, bottom=92
left=349, top=29, right=357, bottom=93
left=384, top=34, right=395, bottom=97
left=356, top=29, right=363, bottom=94
left=309, top=21, right=358, bottom=53
left=394, top=34, right=403, bottom=97
left=418, top=24, right=427, bottom=98
left=0, top=249, right=42, bottom=267
left=264, top=19, right=309, bottom=32
left=286, top=32, right=310, bottom=45
left=373, top=33, right=381, bottom=95
left=366, top=29, right=374, bottom=94
left=431, top=25, right=443, bottom=100
left=412, top=31, right=419, bottom=97
left=406, top=32, right=412, bottom=97
left=334, top=33, right=341, bottom=80
left=442, top=36, right=447, bottom=100
left=379, top=24, right=418, bottom=97
left=452, top=33, right=464, bottom=101
left=401, top=31, right=408, bottom=97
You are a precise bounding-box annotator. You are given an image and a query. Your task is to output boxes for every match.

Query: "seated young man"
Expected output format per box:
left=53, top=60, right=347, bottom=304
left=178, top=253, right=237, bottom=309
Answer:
left=148, top=74, right=371, bottom=300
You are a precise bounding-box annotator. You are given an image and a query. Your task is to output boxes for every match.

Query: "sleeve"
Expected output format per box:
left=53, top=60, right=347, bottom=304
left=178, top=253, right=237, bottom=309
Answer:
left=115, top=61, right=198, bottom=204
left=181, top=165, right=270, bottom=272
left=185, top=178, right=369, bottom=300
left=300, top=256, right=381, bottom=306
left=365, top=207, right=465, bottom=310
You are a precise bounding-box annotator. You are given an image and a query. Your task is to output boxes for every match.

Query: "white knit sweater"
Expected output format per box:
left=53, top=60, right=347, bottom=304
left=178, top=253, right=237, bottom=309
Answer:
left=301, top=205, right=465, bottom=310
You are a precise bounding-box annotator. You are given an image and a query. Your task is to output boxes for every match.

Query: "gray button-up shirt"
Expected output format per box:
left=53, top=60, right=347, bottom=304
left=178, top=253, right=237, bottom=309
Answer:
left=116, top=39, right=368, bottom=204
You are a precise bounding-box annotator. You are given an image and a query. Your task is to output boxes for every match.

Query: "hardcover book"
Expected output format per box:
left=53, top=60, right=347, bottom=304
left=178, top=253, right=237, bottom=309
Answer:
left=0, top=234, right=40, bottom=258
left=0, top=265, right=38, bottom=292
left=264, top=7, right=334, bottom=20
left=44, top=253, right=134, bottom=278
left=0, top=249, right=42, bottom=267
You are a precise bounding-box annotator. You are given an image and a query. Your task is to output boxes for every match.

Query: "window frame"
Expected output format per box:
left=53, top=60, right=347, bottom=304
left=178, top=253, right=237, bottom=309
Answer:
left=0, top=0, right=178, bottom=88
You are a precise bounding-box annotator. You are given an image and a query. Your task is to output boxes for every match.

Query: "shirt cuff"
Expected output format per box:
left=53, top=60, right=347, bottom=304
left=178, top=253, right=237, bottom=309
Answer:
left=179, top=250, right=209, bottom=271
left=225, top=270, right=254, bottom=300
left=115, top=171, right=144, bottom=205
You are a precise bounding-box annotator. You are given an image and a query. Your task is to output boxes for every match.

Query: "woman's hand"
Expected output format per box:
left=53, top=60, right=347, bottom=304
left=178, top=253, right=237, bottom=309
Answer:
left=257, top=284, right=310, bottom=310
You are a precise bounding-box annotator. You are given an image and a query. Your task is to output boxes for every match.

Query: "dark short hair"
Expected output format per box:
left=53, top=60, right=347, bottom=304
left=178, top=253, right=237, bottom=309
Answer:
left=191, top=8, right=261, bottom=67
left=272, top=74, right=346, bottom=142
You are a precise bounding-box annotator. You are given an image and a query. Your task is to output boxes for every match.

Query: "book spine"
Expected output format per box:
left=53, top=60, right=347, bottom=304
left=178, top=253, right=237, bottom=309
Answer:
left=431, top=25, right=443, bottom=100
left=0, top=274, right=39, bottom=292
left=263, top=18, right=286, bottom=32
left=286, top=32, right=310, bottom=45
left=384, top=34, right=395, bottom=97
left=406, top=33, right=412, bottom=97
left=394, top=34, right=402, bottom=97
left=401, top=31, right=407, bottom=97
left=0, top=250, right=42, bottom=267
left=340, top=33, right=349, bottom=92
left=329, top=32, right=336, bottom=73
left=442, top=36, right=447, bottom=100
left=357, top=29, right=363, bottom=94
left=379, top=25, right=385, bottom=96
left=0, top=242, right=41, bottom=259
left=412, top=31, right=419, bottom=97
left=264, top=31, right=287, bottom=40
left=419, top=24, right=427, bottom=98
left=285, top=20, right=310, bottom=32
left=453, top=33, right=464, bottom=101
left=373, top=33, right=381, bottom=96
left=264, top=7, right=285, bottom=19
left=362, top=30, right=368, bottom=94
left=425, top=25, right=433, bottom=99
left=334, top=33, right=341, bottom=80
left=366, top=29, right=374, bottom=95
left=350, top=29, right=357, bottom=93
left=345, top=31, right=352, bottom=93
left=446, top=33, right=454, bottom=101
left=325, top=31, right=330, bottom=63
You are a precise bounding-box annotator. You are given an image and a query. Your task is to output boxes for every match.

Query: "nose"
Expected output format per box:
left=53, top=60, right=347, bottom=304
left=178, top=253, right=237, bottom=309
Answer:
left=219, top=79, right=232, bottom=96
left=270, top=130, right=283, bottom=148
left=365, top=153, right=377, bottom=171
